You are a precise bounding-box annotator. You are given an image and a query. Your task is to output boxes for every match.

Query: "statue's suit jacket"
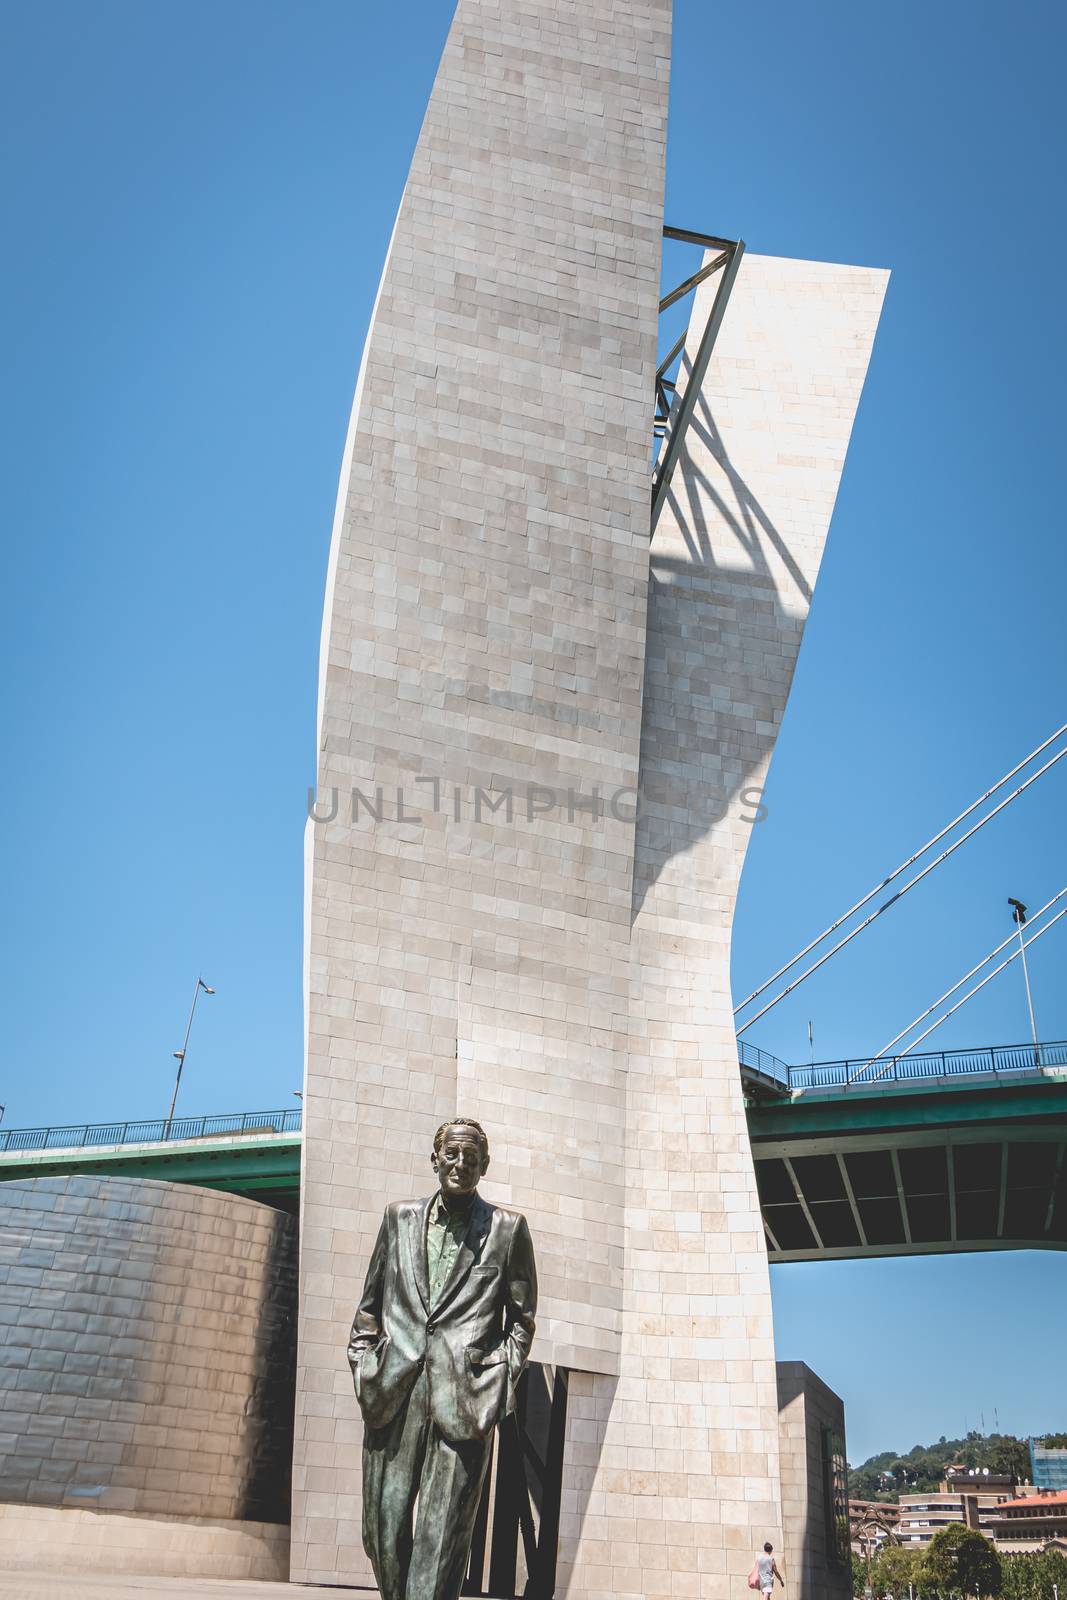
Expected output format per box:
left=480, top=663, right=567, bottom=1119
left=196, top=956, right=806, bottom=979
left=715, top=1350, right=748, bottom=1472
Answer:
left=348, top=1193, right=537, bottom=1442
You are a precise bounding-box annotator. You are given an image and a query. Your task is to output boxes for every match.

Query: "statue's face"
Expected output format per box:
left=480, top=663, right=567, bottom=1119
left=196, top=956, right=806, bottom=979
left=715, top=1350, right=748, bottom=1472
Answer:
left=431, top=1126, right=487, bottom=1198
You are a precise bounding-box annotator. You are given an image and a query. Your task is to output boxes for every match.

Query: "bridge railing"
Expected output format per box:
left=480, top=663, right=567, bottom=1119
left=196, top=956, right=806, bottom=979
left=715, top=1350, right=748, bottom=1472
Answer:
left=0, top=1108, right=302, bottom=1154
left=783, top=1039, right=1067, bottom=1091
left=737, top=1040, right=791, bottom=1087
left=3, top=1041, right=1065, bottom=1153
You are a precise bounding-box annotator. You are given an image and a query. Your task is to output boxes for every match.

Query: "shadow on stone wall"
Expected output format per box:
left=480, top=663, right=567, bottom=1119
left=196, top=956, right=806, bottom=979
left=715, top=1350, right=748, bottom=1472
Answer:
left=238, top=1206, right=300, bottom=1524
left=632, top=392, right=813, bottom=926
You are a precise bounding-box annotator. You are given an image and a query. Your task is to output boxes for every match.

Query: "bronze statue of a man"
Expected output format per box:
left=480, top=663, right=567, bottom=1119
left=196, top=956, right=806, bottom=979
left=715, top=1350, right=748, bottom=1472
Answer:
left=348, top=1118, right=537, bottom=1600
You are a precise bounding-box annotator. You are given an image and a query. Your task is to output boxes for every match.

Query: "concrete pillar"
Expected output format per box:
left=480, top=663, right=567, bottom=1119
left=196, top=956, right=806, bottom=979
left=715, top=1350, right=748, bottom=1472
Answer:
left=297, top=0, right=887, bottom=1590
left=564, top=250, right=887, bottom=1600
left=296, top=0, right=671, bottom=1582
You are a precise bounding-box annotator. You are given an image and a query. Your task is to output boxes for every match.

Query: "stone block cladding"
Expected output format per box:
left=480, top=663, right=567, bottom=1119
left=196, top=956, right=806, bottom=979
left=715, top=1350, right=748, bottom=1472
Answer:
left=298, top=0, right=670, bottom=1584
left=558, top=253, right=887, bottom=1600
left=776, top=1362, right=851, bottom=1600
left=0, top=1504, right=290, bottom=1583
left=299, top=0, right=887, bottom=1591
left=0, top=1176, right=297, bottom=1525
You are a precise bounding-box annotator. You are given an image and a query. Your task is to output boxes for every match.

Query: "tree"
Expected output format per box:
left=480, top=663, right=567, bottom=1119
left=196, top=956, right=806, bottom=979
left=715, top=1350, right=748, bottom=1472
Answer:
left=921, top=1524, right=1003, bottom=1598
left=1001, top=1552, right=1044, bottom=1600
left=988, top=1438, right=1030, bottom=1482
left=993, top=1547, right=1067, bottom=1600
left=871, top=1543, right=922, bottom=1597
left=1036, top=1550, right=1067, bottom=1593
left=852, top=1551, right=869, bottom=1597
left=1001, top=1552, right=1039, bottom=1600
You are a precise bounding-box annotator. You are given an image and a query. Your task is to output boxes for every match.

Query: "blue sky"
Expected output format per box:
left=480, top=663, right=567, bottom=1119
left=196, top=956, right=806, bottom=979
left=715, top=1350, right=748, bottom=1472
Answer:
left=2, top=0, right=1064, bottom=1464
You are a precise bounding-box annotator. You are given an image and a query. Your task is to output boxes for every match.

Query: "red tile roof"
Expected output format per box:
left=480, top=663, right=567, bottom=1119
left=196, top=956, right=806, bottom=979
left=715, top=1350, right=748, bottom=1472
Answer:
left=995, top=1493, right=1067, bottom=1512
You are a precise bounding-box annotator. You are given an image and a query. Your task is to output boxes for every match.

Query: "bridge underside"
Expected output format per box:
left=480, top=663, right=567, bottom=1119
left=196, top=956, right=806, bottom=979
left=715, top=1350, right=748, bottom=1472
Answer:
left=748, top=1078, right=1067, bottom=1262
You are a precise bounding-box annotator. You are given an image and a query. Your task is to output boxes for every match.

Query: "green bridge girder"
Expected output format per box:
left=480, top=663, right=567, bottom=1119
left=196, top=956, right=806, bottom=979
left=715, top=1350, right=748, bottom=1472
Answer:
left=2, top=1072, right=1065, bottom=1264
left=749, top=1074, right=1067, bottom=1262
left=0, top=1131, right=302, bottom=1213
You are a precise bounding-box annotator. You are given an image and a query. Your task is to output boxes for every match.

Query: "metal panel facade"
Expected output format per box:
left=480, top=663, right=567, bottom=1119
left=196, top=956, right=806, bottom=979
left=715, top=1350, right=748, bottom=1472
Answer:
left=0, top=1176, right=297, bottom=1523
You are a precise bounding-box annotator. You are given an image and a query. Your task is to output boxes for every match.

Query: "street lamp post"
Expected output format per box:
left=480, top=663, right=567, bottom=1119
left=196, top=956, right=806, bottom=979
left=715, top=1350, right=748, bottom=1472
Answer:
left=164, top=977, right=215, bottom=1136
left=1007, top=898, right=1042, bottom=1067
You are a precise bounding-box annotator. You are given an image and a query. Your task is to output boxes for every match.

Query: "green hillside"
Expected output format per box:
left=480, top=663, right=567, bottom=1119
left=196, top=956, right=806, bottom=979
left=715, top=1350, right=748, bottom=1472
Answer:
left=848, top=1431, right=1065, bottom=1502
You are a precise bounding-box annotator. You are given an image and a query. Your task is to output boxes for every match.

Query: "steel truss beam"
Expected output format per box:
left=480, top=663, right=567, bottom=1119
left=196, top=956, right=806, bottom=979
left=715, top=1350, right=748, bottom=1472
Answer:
left=757, top=1121, right=1067, bottom=1265
left=1046, top=1140, right=1067, bottom=1233
left=651, top=226, right=745, bottom=536
left=770, top=1237, right=1066, bottom=1264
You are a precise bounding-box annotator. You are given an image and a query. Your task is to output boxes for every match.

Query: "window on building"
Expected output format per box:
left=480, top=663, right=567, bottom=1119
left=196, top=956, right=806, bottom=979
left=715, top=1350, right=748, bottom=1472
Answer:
left=823, top=1428, right=850, bottom=1570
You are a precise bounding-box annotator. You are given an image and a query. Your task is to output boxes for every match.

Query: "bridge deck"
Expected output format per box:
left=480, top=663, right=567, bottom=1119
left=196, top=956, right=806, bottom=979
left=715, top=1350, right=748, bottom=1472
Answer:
left=0, top=1129, right=301, bottom=1212
left=2, top=1049, right=1064, bottom=1262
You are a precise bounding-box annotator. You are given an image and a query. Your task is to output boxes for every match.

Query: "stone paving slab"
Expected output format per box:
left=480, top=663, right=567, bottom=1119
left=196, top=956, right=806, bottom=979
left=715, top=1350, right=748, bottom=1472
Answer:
left=0, top=1577, right=370, bottom=1599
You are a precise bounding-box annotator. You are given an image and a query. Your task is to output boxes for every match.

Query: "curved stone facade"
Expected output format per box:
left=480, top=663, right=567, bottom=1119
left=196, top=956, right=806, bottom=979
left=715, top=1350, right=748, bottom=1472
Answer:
left=564, top=251, right=888, bottom=1599
left=298, top=0, right=887, bottom=1591
left=299, top=0, right=671, bottom=1582
left=0, top=1176, right=297, bottom=1523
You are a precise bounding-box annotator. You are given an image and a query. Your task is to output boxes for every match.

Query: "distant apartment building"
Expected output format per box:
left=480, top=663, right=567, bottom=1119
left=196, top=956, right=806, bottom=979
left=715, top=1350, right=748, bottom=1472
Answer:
left=897, top=1471, right=1017, bottom=1549
left=1031, top=1440, right=1067, bottom=1491
left=988, top=1491, right=1067, bottom=1554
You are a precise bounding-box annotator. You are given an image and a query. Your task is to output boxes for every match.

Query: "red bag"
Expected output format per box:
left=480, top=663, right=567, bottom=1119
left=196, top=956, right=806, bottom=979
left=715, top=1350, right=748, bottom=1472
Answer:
left=748, top=1563, right=761, bottom=1591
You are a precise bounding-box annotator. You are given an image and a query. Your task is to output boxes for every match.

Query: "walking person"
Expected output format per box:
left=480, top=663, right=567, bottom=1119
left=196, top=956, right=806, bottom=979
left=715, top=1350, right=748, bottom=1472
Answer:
left=749, top=1542, right=784, bottom=1596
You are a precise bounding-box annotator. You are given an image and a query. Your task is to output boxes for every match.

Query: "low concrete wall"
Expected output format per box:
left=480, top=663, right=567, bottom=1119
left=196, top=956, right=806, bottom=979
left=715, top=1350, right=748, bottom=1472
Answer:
left=0, top=1502, right=289, bottom=1580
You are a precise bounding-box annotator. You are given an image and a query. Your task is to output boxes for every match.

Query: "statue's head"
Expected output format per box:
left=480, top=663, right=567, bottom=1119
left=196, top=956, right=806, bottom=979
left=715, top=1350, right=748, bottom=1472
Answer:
left=431, top=1117, right=489, bottom=1199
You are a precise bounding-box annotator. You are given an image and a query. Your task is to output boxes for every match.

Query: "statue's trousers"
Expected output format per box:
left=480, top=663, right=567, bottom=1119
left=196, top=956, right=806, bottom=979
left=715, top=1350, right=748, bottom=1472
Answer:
left=361, top=1369, right=493, bottom=1600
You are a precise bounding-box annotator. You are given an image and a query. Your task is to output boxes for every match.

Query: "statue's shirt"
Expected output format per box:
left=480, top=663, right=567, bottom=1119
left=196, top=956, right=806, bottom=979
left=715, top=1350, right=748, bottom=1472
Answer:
left=426, top=1193, right=471, bottom=1305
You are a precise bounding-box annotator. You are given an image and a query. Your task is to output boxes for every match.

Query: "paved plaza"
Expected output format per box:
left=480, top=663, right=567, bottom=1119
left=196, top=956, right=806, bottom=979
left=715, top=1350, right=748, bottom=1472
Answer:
left=0, top=1577, right=363, bottom=1600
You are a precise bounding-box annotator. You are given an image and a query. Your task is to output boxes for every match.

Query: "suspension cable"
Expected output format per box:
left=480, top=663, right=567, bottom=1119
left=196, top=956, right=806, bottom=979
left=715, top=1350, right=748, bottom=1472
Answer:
left=734, top=721, right=1067, bottom=1017
left=735, top=742, right=1067, bottom=1035
left=858, top=904, right=1067, bottom=1068
left=848, top=885, right=1067, bottom=1084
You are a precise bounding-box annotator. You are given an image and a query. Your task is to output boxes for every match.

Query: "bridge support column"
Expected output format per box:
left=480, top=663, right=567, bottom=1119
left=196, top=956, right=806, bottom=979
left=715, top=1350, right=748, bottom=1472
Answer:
left=557, top=254, right=888, bottom=1600
left=297, top=0, right=670, bottom=1584
left=298, top=0, right=887, bottom=1590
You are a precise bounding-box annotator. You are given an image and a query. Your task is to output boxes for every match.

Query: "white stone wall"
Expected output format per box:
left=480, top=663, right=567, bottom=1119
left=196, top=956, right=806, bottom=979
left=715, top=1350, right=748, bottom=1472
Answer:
left=297, top=0, right=671, bottom=1583
left=777, top=1362, right=851, bottom=1600
left=555, top=252, right=887, bottom=1600
left=299, top=0, right=888, bottom=1589
left=0, top=1505, right=289, bottom=1584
